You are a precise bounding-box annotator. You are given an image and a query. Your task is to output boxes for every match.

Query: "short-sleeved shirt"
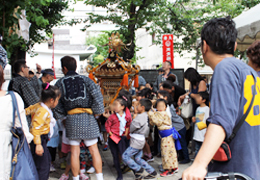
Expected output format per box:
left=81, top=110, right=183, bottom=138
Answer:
left=207, top=57, right=260, bottom=179
left=193, top=106, right=209, bottom=142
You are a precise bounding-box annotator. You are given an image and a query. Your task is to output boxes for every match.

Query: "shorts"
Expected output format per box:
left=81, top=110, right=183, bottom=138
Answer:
left=69, top=138, right=98, bottom=147
left=61, top=143, right=71, bottom=154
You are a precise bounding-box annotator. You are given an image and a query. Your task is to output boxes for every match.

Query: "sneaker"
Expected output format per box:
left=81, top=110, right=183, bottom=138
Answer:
left=59, top=173, right=69, bottom=180
left=86, top=166, right=95, bottom=174
left=146, top=157, right=154, bottom=162
left=160, top=170, right=174, bottom=177
left=134, top=168, right=144, bottom=180
left=50, top=164, right=56, bottom=172
left=80, top=173, right=89, bottom=180
left=143, top=155, right=154, bottom=162
left=172, top=168, right=179, bottom=174
left=60, top=161, right=66, bottom=169
left=158, top=164, right=164, bottom=173
left=144, top=171, right=157, bottom=179
left=103, top=144, right=108, bottom=151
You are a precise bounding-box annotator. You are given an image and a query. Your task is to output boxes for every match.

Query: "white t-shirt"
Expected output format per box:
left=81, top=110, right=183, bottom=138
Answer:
left=193, top=106, right=209, bottom=142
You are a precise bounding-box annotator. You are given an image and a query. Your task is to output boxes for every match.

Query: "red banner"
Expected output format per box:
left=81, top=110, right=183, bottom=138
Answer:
left=162, top=34, right=174, bottom=69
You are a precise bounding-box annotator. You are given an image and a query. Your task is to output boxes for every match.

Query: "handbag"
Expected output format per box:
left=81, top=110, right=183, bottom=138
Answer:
left=213, top=75, right=256, bottom=162
left=9, top=91, right=39, bottom=180
left=180, top=95, right=193, bottom=118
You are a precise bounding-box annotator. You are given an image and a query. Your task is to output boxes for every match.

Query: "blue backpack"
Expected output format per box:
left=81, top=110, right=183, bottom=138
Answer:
left=9, top=91, right=39, bottom=180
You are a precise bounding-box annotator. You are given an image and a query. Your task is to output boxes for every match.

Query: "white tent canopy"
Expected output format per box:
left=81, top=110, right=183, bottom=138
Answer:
left=233, top=3, right=260, bottom=52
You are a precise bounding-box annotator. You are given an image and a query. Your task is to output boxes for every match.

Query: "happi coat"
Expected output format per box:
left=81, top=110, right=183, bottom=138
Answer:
left=53, top=71, right=104, bottom=140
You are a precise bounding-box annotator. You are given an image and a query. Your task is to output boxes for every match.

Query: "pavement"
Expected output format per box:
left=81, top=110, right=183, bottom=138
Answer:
left=49, top=144, right=192, bottom=180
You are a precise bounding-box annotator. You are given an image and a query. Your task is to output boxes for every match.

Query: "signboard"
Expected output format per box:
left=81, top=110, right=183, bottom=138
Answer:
left=162, top=34, right=174, bottom=69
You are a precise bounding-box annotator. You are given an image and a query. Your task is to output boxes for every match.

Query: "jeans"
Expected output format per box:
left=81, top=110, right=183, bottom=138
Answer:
left=122, top=146, right=155, bottom=174
left=178, top=127, right=190, bottom=160
left=194, top=140, right=203, bottom=157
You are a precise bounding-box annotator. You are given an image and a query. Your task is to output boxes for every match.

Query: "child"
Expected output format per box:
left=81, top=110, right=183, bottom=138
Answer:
left=157, top=90, right=190, bottom=164
left=122, top=99, right=157, bottom=180
left=148, top=99, right=179, bottom=177
left=26, top=83, right=61, bottom=180
left=105, top=96, right=132, bottom=180
left=192, top=91, right=209, bottom=157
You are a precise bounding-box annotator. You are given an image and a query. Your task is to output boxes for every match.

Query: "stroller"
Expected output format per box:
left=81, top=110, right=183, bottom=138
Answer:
left=179, top=172, right=254, bottom=180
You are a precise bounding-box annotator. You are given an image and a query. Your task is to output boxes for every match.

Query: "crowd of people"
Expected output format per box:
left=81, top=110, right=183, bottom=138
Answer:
left=1, top=16, right=260, bottom=180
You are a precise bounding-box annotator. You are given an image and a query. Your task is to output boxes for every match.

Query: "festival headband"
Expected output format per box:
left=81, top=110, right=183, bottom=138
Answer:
left=45, top=83, right=50, bottom=90
left=122, top=96, right=128, bottom=102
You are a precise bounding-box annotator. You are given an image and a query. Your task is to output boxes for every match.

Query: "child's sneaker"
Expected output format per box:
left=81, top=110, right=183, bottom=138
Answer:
left=144, top=171, right=157, bottom=179
left=134, top=168, right=144, bottom=180
left=59, top=173, right=69, bottom=180
left=160, top=170, right=174, bottom=177
left=103, top=144, right=108, bottom=151
left=86, top=166, right=95, bottom=174
left=80, top=173, right=89, bottom=180
left=50, top=164, right=56, bottom=172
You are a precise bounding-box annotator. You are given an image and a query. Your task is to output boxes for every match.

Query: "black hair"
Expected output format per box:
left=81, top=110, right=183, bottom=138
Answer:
left=166, top=74, right=176, bottom=83
left=29, top=70, right=34, bottom=75
left=155, top=99, right=167, bottom=109
left=42, top=69, right=54, bottom=77
left=157, top=90, right=173, bottom=105
left=139, top=98, right=152, bottom=112
left=247, top=40, right=260, bottom=68
left=198, top=91, right=209, bottom=106
left=184, top=68, right=204, bottom=87
left=13, top=60, right=26, bottom=74
left=162, top=80, right=173, bottom=90
left=41, top=83, right=61, bottom=103
left=201, top=17, right=237, bottom=55
left=158, top=68, right=164, bottom=72
left=137, top=88, right=153, bottom=100
left=165, top=61, right=172, bottom=67
left=61, top=56, right=77, bottom=71
left=146, top=82, right=154, bottom=88
left=117, top=89, right=132, bottom=110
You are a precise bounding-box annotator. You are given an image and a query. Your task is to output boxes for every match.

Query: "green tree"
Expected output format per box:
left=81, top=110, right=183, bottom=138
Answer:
left=0, top=0, right=69, bottom=64
left=84, top=0, right=260, bottom=65
left=86, top=32, right=110, bottom=66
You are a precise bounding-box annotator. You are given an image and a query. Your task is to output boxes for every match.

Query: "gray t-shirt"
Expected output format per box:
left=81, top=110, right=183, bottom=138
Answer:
left=129, top=112, right=149, bottom=149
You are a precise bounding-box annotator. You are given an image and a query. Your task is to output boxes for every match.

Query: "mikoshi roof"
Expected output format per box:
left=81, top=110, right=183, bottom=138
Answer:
left=233, top=3, right=260, bottom=51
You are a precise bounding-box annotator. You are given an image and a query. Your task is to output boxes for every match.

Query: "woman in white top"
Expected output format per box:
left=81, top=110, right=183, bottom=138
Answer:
left=0, top=65, right=33, bottom=180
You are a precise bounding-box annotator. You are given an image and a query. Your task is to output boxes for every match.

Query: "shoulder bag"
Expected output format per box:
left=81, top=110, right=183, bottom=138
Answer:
left=9, top=91, right=39, bottom=180
left=213, top=75, right=256, bottom=162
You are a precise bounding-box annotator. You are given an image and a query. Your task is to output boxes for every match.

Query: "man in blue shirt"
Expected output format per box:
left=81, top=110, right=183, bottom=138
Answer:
left=182, top=17, right=260, bottom=179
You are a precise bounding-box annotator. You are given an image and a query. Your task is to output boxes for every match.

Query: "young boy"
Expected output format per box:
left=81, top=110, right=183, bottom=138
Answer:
left=192, top=91, right=209, bottom=157
left=122, top=99, right=157, bottom=180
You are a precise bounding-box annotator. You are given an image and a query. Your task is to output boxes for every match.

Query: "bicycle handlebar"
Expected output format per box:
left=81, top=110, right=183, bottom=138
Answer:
left=179, top=172, right=254, bottom=180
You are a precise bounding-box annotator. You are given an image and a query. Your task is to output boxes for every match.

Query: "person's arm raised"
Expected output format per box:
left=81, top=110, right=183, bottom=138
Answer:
left=182, top=123, right=225, bottom=180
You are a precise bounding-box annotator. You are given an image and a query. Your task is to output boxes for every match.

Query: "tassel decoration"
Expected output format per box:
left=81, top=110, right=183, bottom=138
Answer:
left=89, top=72, right=94, bottom=81
left=134, top=75, right=139, bottom=88
left=121, top=73, right=129, bottom=88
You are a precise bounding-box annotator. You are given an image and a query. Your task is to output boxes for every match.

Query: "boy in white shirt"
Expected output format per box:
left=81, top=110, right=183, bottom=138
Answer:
left=192, top=91, right=209, bottom=157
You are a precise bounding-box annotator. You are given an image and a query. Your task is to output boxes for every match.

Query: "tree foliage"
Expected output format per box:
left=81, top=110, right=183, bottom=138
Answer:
left=84, top=0, right=260, bottom=64
left=0, top=0, right=69, bottom=63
